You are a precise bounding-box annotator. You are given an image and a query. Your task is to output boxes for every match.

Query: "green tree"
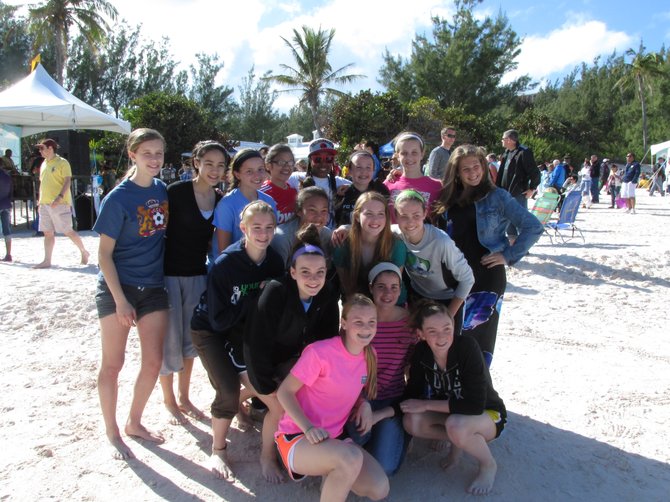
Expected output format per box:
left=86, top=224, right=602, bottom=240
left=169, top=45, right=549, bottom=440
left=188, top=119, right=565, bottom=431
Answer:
left=27, top=0, right=118, bottom=84
left=614, top=43, right=665, bottom=154
left=0, top=4, right=32, bottom=88
left=265, top=25, right=363, bottom=137
left=188, top=52, right=235, bottom=120
left=122, top=92, right=220, bottom=165
left=231, top=67, right=279, bottom=142
left=379, top=0, right=532, bottom=116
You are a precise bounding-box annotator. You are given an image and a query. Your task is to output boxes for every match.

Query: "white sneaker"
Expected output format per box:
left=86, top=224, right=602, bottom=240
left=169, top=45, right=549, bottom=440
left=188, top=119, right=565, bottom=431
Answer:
left=631, top=208, right=636, bottom=214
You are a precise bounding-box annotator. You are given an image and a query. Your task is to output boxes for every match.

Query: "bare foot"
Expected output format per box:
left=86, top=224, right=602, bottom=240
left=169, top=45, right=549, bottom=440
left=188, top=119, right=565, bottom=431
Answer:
left=210, top=447, right=235, bottom=481
left=440, top=445, right=462, bottom=470
left=32, top=261, right=51, bottom=269
left=261, top=455, right=285, bottom=484
left=467, top=460, right=497, bottom=496
left=125, top=422, right=165, bottom=444
left=165, top=403, right=189, bottom=425
left=81, top=249, right=90, bottom=265
left=235, top=405, right=253, bottom=432
left=108, top=435, right=135, bottom=460
left=430, top=439, right=450, bottom=452
left=179, top=399, right=206, bottom=420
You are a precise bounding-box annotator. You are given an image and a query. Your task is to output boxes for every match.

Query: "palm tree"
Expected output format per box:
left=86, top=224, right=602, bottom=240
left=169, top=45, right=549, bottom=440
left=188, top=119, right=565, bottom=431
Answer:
left=265, top=26, right=363, bottom=137
left=27, top=0, right=118, bottom=84
left=614, top=44, right=665, bottom=154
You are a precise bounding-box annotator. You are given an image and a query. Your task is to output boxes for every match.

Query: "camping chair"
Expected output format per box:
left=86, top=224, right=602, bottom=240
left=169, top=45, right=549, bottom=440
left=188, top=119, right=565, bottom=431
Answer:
left=545, top=190, right=585, bottom=244
left=530, top=191, right=560, bottom=225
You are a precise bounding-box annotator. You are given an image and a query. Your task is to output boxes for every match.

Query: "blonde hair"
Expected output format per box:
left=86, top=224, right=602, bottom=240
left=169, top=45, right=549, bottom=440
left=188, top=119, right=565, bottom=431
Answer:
left=123, top=128, right=165, bottom=179
left=341, top=294, right=377, bottom=400
left=344, top=192, right=394, bottom=295
left=240, top=200, right=277, bottom=227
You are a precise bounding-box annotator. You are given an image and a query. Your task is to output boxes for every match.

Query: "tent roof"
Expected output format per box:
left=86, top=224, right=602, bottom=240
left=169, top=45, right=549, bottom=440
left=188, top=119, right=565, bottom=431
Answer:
left=0, top=64, right=130, bottom=137
left=650, top=140, right=670, bottom=157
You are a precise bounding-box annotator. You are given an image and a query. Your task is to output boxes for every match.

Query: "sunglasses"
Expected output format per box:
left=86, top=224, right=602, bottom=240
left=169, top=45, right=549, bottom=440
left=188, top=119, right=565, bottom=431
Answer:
left=311, top=156, right=334, bottom=164
left=445, top=134, right=456, bottom=139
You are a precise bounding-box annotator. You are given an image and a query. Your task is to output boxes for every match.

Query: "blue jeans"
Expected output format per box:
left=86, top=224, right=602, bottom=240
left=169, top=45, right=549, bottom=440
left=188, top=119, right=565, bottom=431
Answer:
left=345, top=398, right=409, bottom=475
left=590, top=178, right=600, bottom=202
left=506, top=193, right=528, bottom=238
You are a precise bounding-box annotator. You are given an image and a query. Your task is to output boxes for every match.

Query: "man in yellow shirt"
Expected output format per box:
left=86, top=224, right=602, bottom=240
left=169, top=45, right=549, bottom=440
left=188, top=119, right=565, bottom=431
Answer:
left=33, top=139, right=89, bottom=268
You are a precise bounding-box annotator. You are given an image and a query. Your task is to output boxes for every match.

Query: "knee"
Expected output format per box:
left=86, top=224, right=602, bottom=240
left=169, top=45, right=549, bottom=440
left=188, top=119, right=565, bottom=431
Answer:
left=446, top=414, right=467, bottom=446
left=367, top=474, right=390, bottom=501
left=402, top=412, right=420, bottom=436
left=99, top=358, right=124, bottom=380
left=335, top=444, right=364, bottom=479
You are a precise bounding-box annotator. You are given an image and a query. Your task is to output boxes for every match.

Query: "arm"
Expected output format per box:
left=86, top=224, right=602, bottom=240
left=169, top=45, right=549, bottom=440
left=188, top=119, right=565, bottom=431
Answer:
left=206, top=258, right=241, bottom=332
left=50, top=175, right=71, bottom=208
left=522, top=149, right=540, bottom=196
left=427, top=148, right=439, bottom=179
left=98, top=234, right=136, bottom=328
left=216, top=229, right=231, bottom=255
left=496, top=191, right=543, bottom=266
left=277, top=374, right=329, bottom=444
left=441, top=235, right=474, bottom=313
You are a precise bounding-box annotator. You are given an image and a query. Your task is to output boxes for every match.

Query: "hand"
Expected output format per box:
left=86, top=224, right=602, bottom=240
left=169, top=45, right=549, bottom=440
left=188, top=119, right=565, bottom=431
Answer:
left=116, top=299, right=137, bottom=328
left=386, top=168, right=402, bottom=183
left=50, top=197, right=61, bottom=208
left=399, top=399, right=428, bottom=414
left=480, top=252, right=507, bottom=268
left=331, top=225, right=349, bottom=247
left=304, top=426, right=329, bottom=444
left=352, top=401, right=373, bottom=435
left=336, top=185, right=349, bottom=197
left=523, top=189, right=535, bottom=199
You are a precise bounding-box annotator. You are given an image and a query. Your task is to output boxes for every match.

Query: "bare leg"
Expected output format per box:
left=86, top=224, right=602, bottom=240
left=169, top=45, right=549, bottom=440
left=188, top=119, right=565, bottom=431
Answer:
left=254, top=389, right=286, bottom=483
left=64, top=230, right=89, bottom=264
left=159, top=373, right=188, bottom=425
left=125, top=310, right=167, bottom=444
left=350, top=447, right=390, bottom=500
left=2, top=237, right=10, bottom=261
left=33, top=230, right=55, bottom=268
left=403, top=410, right=450, bottom=441
left=210, top=416, right=235, bottom=480
left=177, top=357, right=205, bottom=419
left=446, top=414, right=498, bottom=496
left=235, top=383, right=254, bottom=431
left=97, top=314, right=133, bottom=459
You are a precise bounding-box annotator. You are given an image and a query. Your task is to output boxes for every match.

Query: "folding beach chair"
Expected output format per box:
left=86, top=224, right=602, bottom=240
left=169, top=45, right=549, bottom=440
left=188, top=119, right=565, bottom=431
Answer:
left=546, top=190, right=585, bottom=244
left=530, top=191, right=560, bottom=225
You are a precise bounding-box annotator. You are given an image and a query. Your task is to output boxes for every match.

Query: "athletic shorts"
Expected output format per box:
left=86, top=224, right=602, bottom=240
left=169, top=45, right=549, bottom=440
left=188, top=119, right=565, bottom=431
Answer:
left=95, top=279, right=169, bottom=320
left=620, top=181, right=636, bottom=198
left=275, top=433, right=307, bottom=481
left=485, top=409, right=506, bottom=439
left=38, top=204, right=73, bottom=233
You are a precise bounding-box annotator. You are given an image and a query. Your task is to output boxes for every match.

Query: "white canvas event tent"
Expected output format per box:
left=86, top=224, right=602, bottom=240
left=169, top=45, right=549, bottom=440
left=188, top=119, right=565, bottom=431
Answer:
left=0, top=64, right=130, bottom=137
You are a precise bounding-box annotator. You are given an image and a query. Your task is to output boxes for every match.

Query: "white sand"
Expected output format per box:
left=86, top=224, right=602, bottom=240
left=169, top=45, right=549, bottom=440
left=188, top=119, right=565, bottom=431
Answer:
left=1, top=189, right=669, bottom=501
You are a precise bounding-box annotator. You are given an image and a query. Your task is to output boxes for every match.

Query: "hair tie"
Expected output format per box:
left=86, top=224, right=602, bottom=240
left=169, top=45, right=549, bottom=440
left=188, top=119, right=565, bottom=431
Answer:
left=395, top=189, right=426, bottom=205
left=291, top=244, right=325, bottom=263
left=395, top=133, right=424, bottom=149
left=231, top=148, right=262, bottom=170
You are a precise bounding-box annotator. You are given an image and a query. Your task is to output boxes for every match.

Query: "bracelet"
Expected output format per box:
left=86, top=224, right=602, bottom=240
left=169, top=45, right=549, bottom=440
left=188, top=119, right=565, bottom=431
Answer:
left=304, top=425, right=314, bottom=434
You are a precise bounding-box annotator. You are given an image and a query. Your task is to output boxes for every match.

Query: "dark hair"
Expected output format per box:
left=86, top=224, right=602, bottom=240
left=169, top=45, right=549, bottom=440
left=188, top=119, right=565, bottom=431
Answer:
left=295, top=186, right=329, bottom=220
left=289, top=223, right=324, bottom=266
left=441, top=126, right=456, bottom=136
left=408, top=299, right=453, bottom=332
left=228, top=148, right=263, bottom=189
left=191, top=140, right=229, bottom=174
left=433, top=144, right=494, bottom=218
left=265, top=143, right=294, bottom=165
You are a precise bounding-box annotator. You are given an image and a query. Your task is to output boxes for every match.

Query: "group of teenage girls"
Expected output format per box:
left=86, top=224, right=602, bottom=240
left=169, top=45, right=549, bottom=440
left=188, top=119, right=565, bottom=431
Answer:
left=93, top=127, right=543, bottom=500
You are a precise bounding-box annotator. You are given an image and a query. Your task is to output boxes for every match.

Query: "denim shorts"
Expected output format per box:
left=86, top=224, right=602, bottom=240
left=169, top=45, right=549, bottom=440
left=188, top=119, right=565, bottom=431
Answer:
left=95, top=279, right=169, bottom=320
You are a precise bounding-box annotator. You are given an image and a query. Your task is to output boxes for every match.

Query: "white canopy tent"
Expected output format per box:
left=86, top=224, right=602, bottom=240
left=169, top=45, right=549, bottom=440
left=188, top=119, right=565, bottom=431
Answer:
left=0, top=64, right=130, bottom=136
left=650, top=140, right=670, bottom=160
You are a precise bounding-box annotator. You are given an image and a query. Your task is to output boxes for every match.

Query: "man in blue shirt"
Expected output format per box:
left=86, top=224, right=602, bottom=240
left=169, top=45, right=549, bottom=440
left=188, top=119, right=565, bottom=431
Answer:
left=621, top=152, right=641, bottom=214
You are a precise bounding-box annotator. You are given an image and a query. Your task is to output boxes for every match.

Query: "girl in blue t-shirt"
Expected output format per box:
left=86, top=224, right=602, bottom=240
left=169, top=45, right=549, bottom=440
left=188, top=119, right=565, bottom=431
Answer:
left=213, top=148, right=277, bottom=255
left=93, top=128, right=169, bottom=460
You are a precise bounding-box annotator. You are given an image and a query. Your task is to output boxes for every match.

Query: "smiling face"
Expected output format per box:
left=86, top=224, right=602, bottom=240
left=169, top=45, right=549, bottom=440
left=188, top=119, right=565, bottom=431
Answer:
left=358, top=199, right=386, bottom=238
left=240, top=212, right=275, bottom=252
left=370, top=271, right=401, bottom=309
left=341, top=304, right=377, bottom=354
left=129, top=139, right=165, bottom=180
left=309, top=152, right=335, bottom=178
left=195, top=149, right=226, bottom=187
left=394, top=198, right=426, bottom=244
left=397, top=139, right=423, bottom=175
left=350, top=154, right=374, bottom=188
left=234, top=157, right=266, bottom=190
left=458, top=155, right=485, bottom=188
left=267, top=151, right=295, bottom=186
left=417, top=312, right=454, bottom=358
left=298, top=195, right=330, bottom=228
left=290, top=253, right=327, bottom=301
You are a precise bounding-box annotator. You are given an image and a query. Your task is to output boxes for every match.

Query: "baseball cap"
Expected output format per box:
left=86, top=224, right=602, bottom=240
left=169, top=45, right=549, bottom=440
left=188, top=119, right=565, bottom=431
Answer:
left=34, top=138, right=58, bottom=150
left=368, top=262, right=402, bottom=284
left=308, top=138, right=337, bottom=157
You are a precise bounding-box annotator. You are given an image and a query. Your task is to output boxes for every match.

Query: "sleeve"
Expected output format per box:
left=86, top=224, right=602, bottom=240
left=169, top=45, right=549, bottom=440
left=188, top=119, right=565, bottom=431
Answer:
left=522, top=149, right=540, bottom=190
left=441, top=232, right=474, bottom=300
left=92, top=195, right=125, bottom=240
left=212, top=198, right=236, bottom=232
left=245, top=282, right=285, bottom=394
left=206, top=256, right=240, bottom=333
left=500, top=191, right=544, bottom=266
left=332, top=242, right=349, bottom=268
left=390, top=238, right=407, bottom=268
left=428, top=148, right=440, bottom=179
left=404, top=343, right=429, bottom=399
left=316, top=285, right=341, bottom=340
left=290, top=343, right=323, bottom=387
left=447, top=338, right=488, bottom=415
left=60, top=159, right=73, bottom=177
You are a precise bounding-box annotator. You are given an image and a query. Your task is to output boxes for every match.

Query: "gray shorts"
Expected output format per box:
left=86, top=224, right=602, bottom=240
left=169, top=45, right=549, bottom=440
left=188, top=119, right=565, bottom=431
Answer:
left=160, top=275, right=206, bottom=375
left=95, top=279, right=169, bottom=320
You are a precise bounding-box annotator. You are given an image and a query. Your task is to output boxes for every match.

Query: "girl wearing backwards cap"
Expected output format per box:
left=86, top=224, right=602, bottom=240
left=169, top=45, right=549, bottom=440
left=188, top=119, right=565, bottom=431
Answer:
left=244, top=224, right=340, bottom=482
left=213, top=148, right=277, bottom=256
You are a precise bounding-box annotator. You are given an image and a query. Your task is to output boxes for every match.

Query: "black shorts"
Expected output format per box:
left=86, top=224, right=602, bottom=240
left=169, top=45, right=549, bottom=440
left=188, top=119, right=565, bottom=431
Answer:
left=95, top=279, right=169, bottom=320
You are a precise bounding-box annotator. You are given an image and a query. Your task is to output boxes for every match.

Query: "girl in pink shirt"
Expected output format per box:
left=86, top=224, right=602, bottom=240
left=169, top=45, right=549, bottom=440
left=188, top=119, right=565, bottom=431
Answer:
left=275, top=294, right=389, bottom=501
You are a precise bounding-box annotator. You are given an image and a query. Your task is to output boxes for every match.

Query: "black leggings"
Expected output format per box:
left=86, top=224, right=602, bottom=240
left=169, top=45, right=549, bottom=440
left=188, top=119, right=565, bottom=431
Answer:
left=191, top=329, right=241, bottom=420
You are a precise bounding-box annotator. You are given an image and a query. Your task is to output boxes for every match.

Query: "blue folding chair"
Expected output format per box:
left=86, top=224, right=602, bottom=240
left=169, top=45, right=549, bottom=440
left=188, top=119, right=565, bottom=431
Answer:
left=546, top=190, right=585, bottom=244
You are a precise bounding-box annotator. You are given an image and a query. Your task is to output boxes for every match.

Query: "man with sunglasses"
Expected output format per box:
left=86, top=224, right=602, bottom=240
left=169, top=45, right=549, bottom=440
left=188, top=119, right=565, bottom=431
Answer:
left=621, top=152, right=641, bottom=214
left=32, top=138, right=89, bottom=268
left=428, top=126, right=457, bottom=180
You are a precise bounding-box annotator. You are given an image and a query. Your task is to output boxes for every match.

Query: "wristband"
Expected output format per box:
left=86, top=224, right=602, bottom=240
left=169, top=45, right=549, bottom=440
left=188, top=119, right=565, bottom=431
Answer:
left=304, top=425, right=314, bottom=434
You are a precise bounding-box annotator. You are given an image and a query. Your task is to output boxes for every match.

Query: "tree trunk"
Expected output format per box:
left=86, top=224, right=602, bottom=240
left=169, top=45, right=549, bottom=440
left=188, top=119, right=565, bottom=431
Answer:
left=637, top=74, right=648, bottom=155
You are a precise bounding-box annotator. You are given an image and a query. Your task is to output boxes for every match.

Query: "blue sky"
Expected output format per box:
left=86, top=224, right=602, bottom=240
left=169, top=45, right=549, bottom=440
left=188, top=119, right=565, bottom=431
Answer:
left=6, top=0, right=670, bottom=111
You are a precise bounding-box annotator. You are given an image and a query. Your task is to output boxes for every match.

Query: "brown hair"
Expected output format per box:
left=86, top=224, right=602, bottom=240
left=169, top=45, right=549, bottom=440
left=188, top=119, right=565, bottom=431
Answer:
left=408, top=299, right=454, bottom=333
left=124, top=128, right=165, bottom=179
left=341, top=294, right=377, bottom=399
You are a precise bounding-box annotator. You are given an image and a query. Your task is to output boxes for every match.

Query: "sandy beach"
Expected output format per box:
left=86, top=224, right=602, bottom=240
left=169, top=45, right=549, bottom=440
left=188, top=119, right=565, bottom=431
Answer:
left=0, top=188, right=669, bottom=501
